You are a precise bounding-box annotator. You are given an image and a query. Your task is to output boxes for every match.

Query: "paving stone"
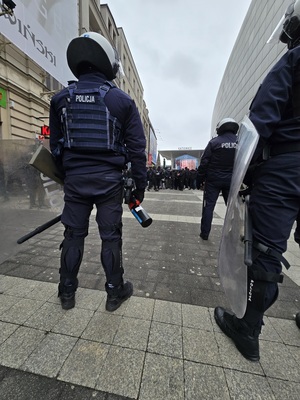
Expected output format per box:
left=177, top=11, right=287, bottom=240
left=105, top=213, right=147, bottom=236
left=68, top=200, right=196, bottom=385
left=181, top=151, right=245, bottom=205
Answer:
left=183, top=327, right=222, bottom=366
left=267, top=316, right=300, bottom=346
left=51, top=307, right=94, bottom=337
left=0, top=321, right=19, bottom=345
left=21, top=332, right=77, bottom=378
left=139, top=353, right=184, bottom=400
left=184, top=361, right=230, bottom=400
left=148, top=321, right=182, bottom=358
left=24, top=302, right=65, bottom=331
left=0, top=293, right=20, bottom=315
left=58, top=338, right=109, bottom=388
left=113, top=316, right=151, bottom=351
left=0, top=297, right=44, bottom=324
left=123, top=296, right=155, bottom=320
left=96, top=346, right=145, bottom=399
left=0, top=326, right=46, bottom=368
left=260, top=341, right=300, bottom=382
left=268, top=377, right=300, bottom=400
left=152, top=299, right=182, bottom=325
left=81, top=311, right=122, bottom=344
left=75, top=287, right=105, bottom=311
left=182, top=303, right=213, bottom=330
left=224, top=369, right=275, bottom=399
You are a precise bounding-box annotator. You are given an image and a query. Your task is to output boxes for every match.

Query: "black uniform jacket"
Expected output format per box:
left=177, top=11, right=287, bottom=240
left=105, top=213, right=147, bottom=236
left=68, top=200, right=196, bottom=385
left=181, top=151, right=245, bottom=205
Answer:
left=250, top=45, right=300, bottom=161
left=197, top=131, right=237, bottom=184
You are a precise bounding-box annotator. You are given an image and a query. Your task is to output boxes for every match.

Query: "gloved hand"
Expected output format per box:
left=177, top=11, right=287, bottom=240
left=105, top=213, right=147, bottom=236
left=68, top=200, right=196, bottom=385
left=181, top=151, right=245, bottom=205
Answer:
left=243, top=164, right=257, bottom=187
left=239, top=185, right=252, bottom=199
left=131, top=189, right=145, bottom=204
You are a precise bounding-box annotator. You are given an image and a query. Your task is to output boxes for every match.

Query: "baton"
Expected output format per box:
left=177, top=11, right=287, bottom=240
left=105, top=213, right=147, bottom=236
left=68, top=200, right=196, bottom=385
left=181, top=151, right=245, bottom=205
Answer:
left=17, top=215, right=61, bottom=244
left=244, top=195, right=253, bottom=267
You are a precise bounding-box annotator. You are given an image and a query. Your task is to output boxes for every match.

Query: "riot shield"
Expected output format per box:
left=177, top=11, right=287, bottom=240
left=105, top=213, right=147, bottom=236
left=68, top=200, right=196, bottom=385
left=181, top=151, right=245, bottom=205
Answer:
left=218, top=115, right=259, bottom=318
left=0, top=139, right=64, bottom=263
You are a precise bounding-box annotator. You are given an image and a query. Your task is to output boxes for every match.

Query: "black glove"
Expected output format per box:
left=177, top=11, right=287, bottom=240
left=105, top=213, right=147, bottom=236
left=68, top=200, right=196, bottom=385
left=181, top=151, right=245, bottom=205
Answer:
left=239, top=185, right=252, bottom=199
left=131, top=189, right=145, bottom=204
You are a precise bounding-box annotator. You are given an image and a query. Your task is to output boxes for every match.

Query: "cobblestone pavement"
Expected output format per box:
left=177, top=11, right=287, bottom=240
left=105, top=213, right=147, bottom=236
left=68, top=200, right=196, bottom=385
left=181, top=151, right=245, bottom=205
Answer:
left=0, top=189, right=300, bottom=399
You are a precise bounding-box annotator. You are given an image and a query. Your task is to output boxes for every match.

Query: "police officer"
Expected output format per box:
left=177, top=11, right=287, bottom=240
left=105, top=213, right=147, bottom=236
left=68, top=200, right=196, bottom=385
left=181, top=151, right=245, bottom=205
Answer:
left=198, top=118, right=238, bottom=240
left=215, top=0, right=300, bottom=361
left=50, top=32, right=147, bottom=311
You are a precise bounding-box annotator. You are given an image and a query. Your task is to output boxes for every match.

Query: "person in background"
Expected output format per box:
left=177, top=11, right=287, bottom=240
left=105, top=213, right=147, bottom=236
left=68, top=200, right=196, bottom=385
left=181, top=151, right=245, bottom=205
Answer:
left=215, top=0, right=300, bottom=361
left=50, top=32, right=147, bottom=311
left=198, top=118, right=238, bottom=240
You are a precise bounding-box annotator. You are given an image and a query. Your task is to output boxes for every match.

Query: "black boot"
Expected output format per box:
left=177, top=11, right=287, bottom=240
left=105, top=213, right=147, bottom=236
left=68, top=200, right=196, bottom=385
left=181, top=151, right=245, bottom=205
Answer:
left=296, top=312, right=300, bottom=329
left=105, top=281, right=133, bottom=312
left=58, top=284, right=76, bottom=310
left=214, top=307, right=260, bottom=362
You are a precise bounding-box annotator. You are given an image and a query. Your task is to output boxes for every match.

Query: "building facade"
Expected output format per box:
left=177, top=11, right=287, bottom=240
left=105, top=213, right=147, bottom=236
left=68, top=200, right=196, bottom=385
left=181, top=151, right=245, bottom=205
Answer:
left=212, top=0, right=292, bottom=134
left=0, top=0, right=154, bottom=158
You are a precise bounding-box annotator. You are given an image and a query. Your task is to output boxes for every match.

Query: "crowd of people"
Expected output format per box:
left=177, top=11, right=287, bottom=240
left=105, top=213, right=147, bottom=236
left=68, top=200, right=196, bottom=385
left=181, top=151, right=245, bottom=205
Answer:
left=146, top=166, right=200, bottom=191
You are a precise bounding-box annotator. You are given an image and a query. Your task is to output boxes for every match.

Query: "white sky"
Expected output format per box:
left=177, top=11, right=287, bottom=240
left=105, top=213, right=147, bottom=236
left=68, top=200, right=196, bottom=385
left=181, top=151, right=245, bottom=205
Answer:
left=106, top=0, right=252, bottom=150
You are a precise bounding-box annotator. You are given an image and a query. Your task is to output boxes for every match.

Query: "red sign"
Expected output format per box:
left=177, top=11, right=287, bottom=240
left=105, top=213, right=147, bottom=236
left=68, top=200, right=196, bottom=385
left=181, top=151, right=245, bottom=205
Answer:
left=41, top=125, right=50, bottom=137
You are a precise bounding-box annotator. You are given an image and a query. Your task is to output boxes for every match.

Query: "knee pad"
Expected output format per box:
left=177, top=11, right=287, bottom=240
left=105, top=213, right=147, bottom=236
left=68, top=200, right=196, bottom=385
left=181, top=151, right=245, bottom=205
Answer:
left=101, top=240, right=124, bottom=285
left=245, top=263, right=280, bottom=321
left=59, top=226, right=86, bottom=286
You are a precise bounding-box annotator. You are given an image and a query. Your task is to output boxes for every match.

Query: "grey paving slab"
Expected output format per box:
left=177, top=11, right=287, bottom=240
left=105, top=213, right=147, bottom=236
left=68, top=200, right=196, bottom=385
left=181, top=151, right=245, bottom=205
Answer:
left=260, top=316, right=284, bottom=343
left=267, top=316, right=300, bottom=346
left=182, top=303, right=213, bottom=330
left=123, top=296, right=155, bottom=320
left=184, top=361, right=230, bottom=400
left=153, top=299, right=182, bottom=325
left=4, top=277, right=39, bottom=297
left=224, top=369, right=275, bottom=400
left=81, top=311, right=122, bottom=344
left=96, top=346, right=145, bottom=399
left=0, top=321, right=19, bottom=345
left=58, top=339, right=109, bottom=388
left=0, top=293, right=20, bottom=315
left=0, top=326, right=46, bottom=369
left=0, top=297, right=44, bottom=324
left=147, top=321, right=182, bottom=358
left=259, top=340, right=300, bottom=382
left=0, top=274, right=22, bottom=291
left=51, top=307, right=94, bottom=337
left=75, top=287, right=106, bottom=311
left=139, top=352, right=184, bottom=400
left=21, top=332, right=78, bottom=378
left=113, top=316, right=151, bottom=351
left=23, top=280, right=58, bottom=301
left=183, top=326, right=223, bottom=367
left=24, top=301, right=65, bottom=331
left=268, top=377, right=300, bottom=400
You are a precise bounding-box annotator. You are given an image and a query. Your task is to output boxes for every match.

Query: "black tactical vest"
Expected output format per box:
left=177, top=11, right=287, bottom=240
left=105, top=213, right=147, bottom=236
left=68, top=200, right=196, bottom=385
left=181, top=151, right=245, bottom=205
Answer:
left=61, top=82, right=126, bottom=154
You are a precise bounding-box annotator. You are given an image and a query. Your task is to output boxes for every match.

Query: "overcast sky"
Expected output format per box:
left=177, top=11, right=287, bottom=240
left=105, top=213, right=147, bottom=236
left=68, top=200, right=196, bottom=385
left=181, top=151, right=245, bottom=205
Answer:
left=106, top=1, right=252, bottom=150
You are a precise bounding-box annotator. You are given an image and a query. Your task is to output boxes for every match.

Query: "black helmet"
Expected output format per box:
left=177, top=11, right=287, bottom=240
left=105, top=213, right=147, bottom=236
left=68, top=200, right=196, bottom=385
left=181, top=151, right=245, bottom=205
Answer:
left=216, top=118, right=239, bottom=135
left=279, top=0, right=300, bottom=49
left=67, top=32, right=120, bottom=79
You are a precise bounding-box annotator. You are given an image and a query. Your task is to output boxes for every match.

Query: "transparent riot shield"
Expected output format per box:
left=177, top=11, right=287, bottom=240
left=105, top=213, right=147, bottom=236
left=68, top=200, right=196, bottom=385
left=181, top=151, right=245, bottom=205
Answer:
left=0, top=139, right=64, bottom=263
left=218, top=115, right=259, bottom=318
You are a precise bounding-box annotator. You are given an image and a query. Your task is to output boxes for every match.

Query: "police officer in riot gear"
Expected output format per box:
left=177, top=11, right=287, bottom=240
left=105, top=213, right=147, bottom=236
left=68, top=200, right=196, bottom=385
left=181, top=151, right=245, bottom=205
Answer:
left=198, top=118, right=238, bottom=240
left=215, top=0, right=300, bottom=361
left=50, top=32, right=147, bottom=311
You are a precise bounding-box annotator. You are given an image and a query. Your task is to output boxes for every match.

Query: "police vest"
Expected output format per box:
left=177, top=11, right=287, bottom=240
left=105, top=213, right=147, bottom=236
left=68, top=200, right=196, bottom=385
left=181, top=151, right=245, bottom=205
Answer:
left=61, top=82, right=126, bottom=155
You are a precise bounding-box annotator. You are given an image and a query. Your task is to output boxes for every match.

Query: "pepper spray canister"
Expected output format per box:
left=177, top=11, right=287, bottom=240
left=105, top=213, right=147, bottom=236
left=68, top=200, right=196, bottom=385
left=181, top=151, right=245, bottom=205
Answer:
left=128, top=200, right=153, bottom=228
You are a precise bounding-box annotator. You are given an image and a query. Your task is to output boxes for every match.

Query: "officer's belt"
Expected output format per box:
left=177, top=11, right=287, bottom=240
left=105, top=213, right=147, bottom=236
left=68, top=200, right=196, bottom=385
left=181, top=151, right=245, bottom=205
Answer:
left=270, top=142, right=300, bottom=156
